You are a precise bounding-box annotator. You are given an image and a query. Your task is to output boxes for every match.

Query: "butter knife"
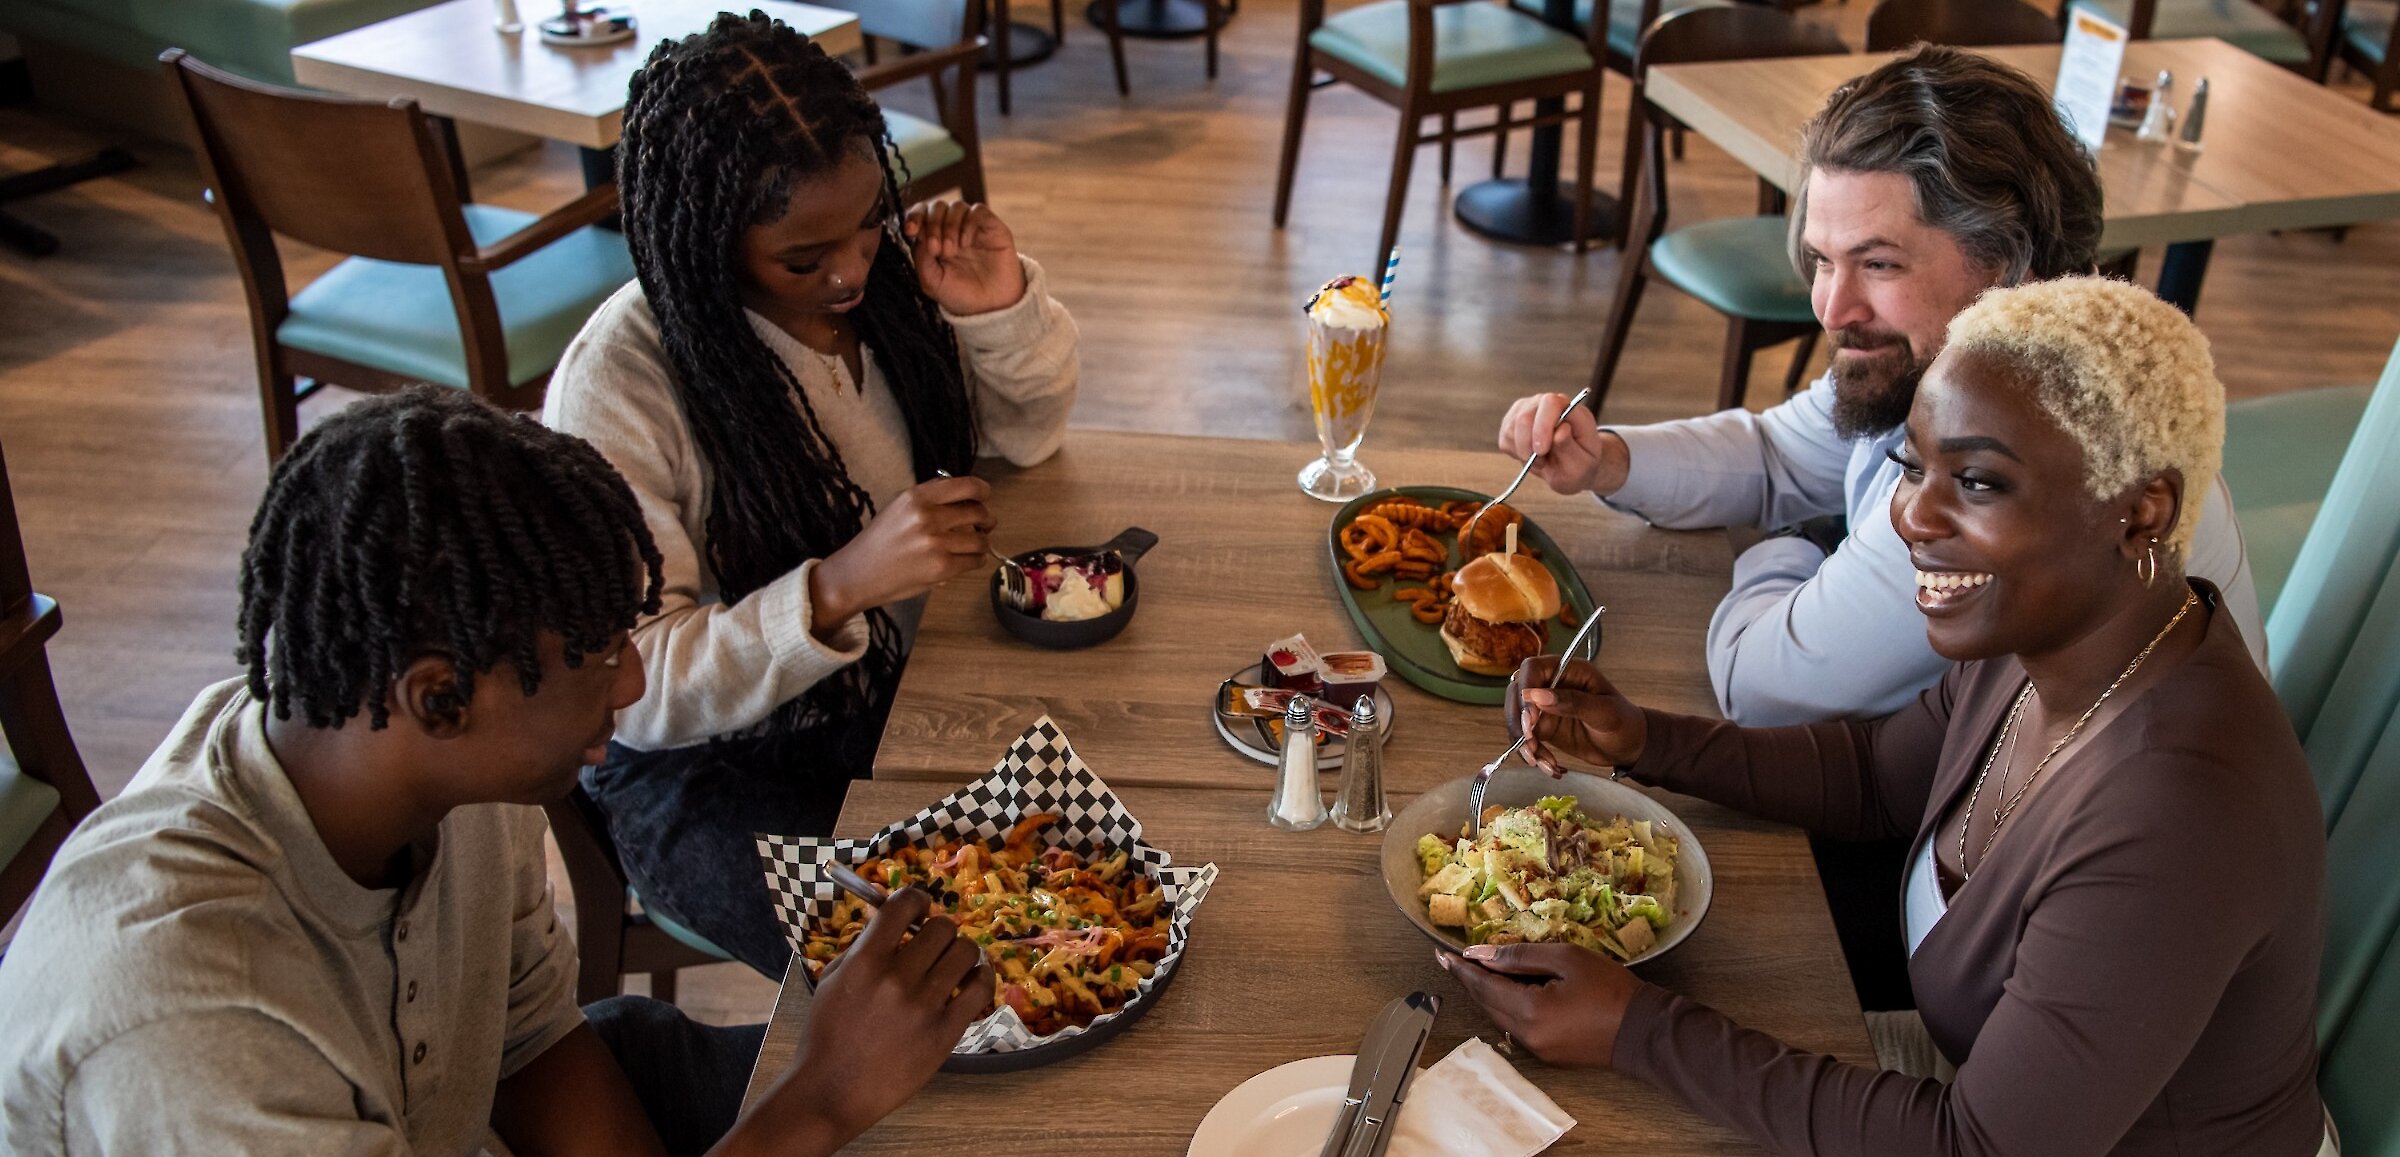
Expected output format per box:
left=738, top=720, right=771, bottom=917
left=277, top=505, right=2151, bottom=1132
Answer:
left=1320, top=992, right=1440, bottom=1157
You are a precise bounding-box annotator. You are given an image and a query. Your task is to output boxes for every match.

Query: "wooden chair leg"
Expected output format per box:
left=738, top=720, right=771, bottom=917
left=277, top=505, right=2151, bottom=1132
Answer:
left=961, top=154, right=989, bottom=205
left=994, top=0, right=1015, bottom=115
left=1103, top=0, right=1130, bottom=97
left=1670, top=124, right=1686, bottom=161
left=1273, top=53, right=1317, bottom=228
left=1052, top=0, right=1066, bottom=40
left=1719, top=316, right=1759, bottom=412
left=1440, top=113, right=1456, bottom=184
left=1205, top=0, right=1222, bottom=79
left=1586, top=246, right=1650, bottom=412
left=1492, top=101, right=1512, bottom=178
left=1783, top=329, right=1820, bottom=396
left=1378, top=107, right=1421, bottom=273
left=651, top=969, right=678, bottom=1005
left=1613, top=93, right=1644, bottom=249
left=1570, top=81, right=1601, bottom=253
left=259, top=369, right=300, bottom=464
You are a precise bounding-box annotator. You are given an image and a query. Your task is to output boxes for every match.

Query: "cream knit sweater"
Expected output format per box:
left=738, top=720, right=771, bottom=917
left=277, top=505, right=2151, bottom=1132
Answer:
left=544, top=257, right=1078, bottom=750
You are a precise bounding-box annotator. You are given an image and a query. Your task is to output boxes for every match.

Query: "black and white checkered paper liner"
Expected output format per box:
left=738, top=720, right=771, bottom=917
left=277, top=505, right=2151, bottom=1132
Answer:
left=754, top=715, right=1218, bottom=1054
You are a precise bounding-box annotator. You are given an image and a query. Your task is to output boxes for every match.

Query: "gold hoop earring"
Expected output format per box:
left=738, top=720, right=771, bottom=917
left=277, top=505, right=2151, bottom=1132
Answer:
left=2137, top=539, right=2159, bottom=588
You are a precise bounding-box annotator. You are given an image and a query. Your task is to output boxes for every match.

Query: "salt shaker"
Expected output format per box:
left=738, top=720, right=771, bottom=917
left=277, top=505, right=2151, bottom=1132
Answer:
left=493, top=0, right=524, bottom=33
left=1268, top=698, right=1326, bottom=831
left=1330, top=695, right=1390, bottom=833
left=2177, top=77, right=2209, bottom=153
left=2137, top=70, right=2177, bottom=143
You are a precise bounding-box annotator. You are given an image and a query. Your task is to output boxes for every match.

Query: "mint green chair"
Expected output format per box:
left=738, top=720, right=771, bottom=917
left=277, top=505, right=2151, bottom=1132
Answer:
left=2222, top=384, right=2374, bottom=614
left=163, top=51, right=633, bottom=462
left=545, top=785, right=734, bottom=1004
left=1274, top=0, right=1611, bottom=270
left=2256, top=338, right=2400, bottom=1152
left=2320, top=0, right=2397, bottom=111
left=0, top=439, right=103, bottom=930
left=2067, top=0, right=2317, bottom=71
left=828, top=0, right=990, bottom=204
left=1588, top=6, right=1848, bottom=415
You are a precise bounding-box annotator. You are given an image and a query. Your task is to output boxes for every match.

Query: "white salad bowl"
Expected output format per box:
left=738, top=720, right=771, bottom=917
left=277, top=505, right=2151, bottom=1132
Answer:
left=1380, top=766, right=1714, bottom=966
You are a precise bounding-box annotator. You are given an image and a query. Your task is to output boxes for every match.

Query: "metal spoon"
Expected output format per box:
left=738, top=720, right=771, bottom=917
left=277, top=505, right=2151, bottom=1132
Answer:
left=1466, top=604, right=1607, bottom=837
left=1456, top=386, right=1595, bottom=568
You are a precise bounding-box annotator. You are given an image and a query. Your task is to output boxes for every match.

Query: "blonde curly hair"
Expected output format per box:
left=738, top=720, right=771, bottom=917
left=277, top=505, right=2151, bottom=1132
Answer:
left=1942, top=276, right=2224, bottom=556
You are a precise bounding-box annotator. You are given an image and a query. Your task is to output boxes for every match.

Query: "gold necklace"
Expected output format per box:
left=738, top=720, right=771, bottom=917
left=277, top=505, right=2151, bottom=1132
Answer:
left=1956, top=591, right=2197, bottom=881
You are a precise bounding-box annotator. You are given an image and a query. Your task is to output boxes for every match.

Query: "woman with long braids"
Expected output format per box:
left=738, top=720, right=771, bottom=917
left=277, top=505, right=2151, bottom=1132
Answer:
left=545, top=11, right=1078, bottom=975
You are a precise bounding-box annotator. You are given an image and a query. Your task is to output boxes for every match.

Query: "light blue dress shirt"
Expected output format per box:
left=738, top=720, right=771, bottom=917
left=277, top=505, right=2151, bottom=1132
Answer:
left=1604, top=375, right=2266, bottom=726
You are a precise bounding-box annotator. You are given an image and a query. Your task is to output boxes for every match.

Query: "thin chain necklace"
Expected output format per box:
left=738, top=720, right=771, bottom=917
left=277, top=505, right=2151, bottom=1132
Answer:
left=1956, top=591, right=2198, bottom=881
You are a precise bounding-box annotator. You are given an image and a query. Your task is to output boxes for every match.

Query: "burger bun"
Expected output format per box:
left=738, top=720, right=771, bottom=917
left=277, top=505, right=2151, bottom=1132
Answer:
left=1450, top=552, right=1561, bottom=624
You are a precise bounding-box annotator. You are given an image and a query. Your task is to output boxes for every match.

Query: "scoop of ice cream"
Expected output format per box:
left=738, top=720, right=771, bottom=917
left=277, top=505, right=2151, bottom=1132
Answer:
left=1040, top=565, right=1122, bottom=622
left=1305, top=275, right=1389, bottom=331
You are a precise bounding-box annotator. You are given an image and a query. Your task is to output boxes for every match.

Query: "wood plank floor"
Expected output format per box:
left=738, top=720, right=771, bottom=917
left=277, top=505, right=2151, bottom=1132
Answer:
left=3, top=1, right=2396, bottom=1021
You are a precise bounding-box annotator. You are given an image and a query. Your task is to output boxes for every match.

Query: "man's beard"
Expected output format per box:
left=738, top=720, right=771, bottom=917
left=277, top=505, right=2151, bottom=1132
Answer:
left=1826, top=326, right=1926, bottom=440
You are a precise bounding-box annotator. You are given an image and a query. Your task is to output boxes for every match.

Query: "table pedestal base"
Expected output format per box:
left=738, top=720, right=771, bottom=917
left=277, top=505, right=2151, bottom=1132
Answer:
left=1453, top=179, right=1620, bottom=247
left=983, top=21, right=1059, bottom=68
left=1089, top=0, right=1216, bottom=39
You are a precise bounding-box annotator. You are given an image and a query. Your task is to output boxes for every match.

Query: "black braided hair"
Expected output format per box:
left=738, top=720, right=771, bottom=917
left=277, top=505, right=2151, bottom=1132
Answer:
left=236, top=387, right=665, bottom=730
left=617, top=9, right=976, bottom=736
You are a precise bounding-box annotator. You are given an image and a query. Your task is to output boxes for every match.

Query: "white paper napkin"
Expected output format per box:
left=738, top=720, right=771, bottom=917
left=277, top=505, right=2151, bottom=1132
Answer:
left=1385, top=1038, right=1576, bottom=1157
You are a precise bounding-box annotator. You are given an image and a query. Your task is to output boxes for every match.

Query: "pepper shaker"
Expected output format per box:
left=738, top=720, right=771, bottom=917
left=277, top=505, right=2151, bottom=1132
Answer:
left=1268, top=698, right=1326, bottom=831
left=2137, top=70, right=2177, bottom=143
left=493, top=0, right=524, bottom=33
left=1329, top=695, right=1390, bottom=833
left=2177, top=77, right=2209, bottom=153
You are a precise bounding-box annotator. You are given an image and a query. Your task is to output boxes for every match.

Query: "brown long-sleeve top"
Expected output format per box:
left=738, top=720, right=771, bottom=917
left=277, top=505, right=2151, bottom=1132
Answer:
left=1613, top=583, right=2326, bottom=1156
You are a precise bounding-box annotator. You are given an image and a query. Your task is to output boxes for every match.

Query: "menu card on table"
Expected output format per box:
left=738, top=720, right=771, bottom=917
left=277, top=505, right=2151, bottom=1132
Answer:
left=2053, top=7, right=2129, bottom=153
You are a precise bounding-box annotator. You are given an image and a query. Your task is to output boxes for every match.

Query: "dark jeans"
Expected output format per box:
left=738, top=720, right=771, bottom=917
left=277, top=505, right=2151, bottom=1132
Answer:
left=585, top=995, right=767, bottom=1157
left=584, top=719, right=878, bottom=979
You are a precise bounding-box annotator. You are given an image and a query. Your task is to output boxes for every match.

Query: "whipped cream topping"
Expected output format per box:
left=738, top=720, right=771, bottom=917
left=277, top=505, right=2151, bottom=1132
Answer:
left=1305, top=275, right=1390, bottom=331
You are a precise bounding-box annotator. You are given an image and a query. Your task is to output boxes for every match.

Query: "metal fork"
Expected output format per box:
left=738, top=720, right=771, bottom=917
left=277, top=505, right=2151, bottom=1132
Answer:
left=1466, top=604, right=1607, bottom=837
left=1456, top=386, right=1594, bottom=568
left=934, top=470, right=1032, bottom=609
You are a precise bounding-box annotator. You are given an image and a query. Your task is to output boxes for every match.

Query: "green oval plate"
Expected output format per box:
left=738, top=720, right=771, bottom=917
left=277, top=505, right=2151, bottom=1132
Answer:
left=1326, top=486, right=1600, bottom=704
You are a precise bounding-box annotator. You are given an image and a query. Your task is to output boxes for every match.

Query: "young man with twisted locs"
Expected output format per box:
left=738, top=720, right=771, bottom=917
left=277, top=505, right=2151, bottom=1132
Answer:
left=0, top=389, right=992, bottom=1156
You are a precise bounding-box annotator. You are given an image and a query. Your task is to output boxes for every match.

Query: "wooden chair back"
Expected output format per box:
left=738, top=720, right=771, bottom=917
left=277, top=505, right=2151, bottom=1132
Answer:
left=1866, top=0, right=2060, bottom=52
left=1626, top=7, right=1848, bottom=246
left=162, top=50, right=472, bottom=269
left=0, top=438, right=101, bottom=927
left=543, top=784, right=727, bottom=1004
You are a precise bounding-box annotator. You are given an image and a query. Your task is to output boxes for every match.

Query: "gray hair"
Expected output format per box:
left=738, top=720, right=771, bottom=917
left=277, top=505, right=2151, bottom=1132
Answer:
left=1789, top=45, right=2104, bottom=286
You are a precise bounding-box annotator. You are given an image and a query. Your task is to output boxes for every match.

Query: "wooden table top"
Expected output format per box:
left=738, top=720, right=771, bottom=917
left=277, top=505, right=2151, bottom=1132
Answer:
left=743, top=779, right=1875, bottom=1154
left=872, top=430, right=1734, bottom=794
left=1645, top=38, right=2400, bottom=248
left=290, top=0, right=863, bottom=149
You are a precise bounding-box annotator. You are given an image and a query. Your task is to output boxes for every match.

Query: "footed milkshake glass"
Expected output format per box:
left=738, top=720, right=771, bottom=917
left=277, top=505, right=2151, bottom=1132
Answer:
left=1298, top=276, right=1389, bottom=501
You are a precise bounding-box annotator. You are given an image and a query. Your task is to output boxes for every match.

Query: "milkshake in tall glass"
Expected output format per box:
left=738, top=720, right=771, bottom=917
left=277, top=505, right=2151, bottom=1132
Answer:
left=1299, top=274, right=1389, bottom=502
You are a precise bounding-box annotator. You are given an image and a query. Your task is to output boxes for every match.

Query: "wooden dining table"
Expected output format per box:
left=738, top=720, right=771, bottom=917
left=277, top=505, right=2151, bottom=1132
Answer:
left=291, top=0, right=863, bottom=189
left=1643, top=37, right=2400, bottom=313
left=871, top=430, right=1735, bottom=795
left=736, top=430, right=1874, bottom=1153
left=744, top=780, right=1875, bottom=1153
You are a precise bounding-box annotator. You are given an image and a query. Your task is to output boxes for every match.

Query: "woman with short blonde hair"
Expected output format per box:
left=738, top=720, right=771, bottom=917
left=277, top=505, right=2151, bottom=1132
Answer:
left=1456, top=278, right=2330, bottom=1155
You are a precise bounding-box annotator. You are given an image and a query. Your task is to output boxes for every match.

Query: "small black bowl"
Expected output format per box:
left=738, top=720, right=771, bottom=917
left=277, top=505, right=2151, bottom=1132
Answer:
left=990, top=527, right=1159, bottom=650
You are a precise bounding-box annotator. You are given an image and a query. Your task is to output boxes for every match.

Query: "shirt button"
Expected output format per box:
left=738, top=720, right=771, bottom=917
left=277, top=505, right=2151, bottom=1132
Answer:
left=405, top=981, right=418, bottom=1003
left=396, top=922, right=408, bottom=943
left=413, top=1042, right=427, bottom=1064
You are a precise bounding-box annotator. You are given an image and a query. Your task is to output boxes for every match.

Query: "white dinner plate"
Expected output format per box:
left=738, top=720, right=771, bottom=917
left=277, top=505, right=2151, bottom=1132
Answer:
left=1187, top=1054, right=1355, bottom=1157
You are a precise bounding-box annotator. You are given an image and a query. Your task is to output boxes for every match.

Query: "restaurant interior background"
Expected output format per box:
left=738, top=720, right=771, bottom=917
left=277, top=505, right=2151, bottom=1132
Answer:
left=3, top=0, right=2398, bottom=1037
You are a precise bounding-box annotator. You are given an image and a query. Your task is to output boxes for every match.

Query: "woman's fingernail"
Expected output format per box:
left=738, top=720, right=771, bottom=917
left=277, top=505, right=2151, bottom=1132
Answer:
left=1524, top=690, right=1555, bottom=709
left=1436, top=953, right=1453, bottom=971
left=1464, top=945, right=1496, bottom=960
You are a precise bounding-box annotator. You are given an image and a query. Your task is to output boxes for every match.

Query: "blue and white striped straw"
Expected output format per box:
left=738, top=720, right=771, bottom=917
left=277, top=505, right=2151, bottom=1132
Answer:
left=1379, top=244, right=1402, bottom=308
